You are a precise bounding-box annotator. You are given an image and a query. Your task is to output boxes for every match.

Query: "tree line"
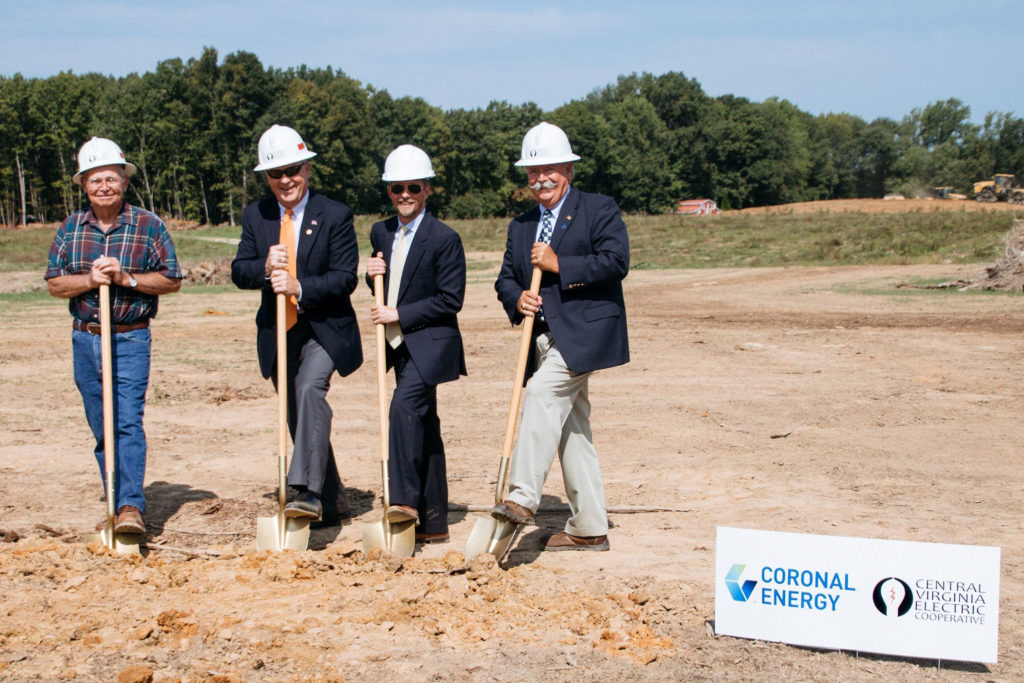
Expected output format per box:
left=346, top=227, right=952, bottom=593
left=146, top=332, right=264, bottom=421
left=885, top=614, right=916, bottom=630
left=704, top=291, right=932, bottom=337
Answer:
left=2, top=47, right=1023, bottom=226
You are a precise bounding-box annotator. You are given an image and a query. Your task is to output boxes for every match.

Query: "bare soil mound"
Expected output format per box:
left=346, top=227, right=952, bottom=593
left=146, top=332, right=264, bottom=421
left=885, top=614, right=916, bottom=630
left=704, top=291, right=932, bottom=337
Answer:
left=736, top=197, right=1024, bottom=215
left=1, top=261, right=1021, bottom=680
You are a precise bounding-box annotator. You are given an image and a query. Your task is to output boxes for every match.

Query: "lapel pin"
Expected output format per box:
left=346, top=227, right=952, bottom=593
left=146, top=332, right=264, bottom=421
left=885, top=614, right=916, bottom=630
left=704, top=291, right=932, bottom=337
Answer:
left=305, top=229, right=312, bottom=235
left=312, top=219, right=318, bottom=225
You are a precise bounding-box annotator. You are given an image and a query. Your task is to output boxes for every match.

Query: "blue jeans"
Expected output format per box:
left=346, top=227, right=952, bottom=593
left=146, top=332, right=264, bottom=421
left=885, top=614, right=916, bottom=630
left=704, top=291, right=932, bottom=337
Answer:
left=72, top=327, right=151, bottom=513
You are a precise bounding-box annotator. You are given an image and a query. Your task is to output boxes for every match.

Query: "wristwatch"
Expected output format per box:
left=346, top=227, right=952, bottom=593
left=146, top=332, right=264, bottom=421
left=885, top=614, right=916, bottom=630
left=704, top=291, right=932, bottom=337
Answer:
left=127, top=274, right=138, bottom=289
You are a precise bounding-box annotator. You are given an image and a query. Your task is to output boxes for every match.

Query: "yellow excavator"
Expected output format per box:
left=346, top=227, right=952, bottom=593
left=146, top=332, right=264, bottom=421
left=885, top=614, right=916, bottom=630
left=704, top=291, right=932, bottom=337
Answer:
left=973, top=173, right=1024, bottom=204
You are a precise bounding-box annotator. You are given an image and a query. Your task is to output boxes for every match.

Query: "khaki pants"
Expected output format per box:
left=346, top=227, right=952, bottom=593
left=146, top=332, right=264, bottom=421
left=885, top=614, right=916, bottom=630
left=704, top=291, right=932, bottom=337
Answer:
left=507, top=332, right=608, bottom=537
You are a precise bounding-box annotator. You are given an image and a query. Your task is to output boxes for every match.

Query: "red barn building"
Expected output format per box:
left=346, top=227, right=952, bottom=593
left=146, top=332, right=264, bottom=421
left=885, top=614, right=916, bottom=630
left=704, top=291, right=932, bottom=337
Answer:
left=676, top=199, right=721, bottom=215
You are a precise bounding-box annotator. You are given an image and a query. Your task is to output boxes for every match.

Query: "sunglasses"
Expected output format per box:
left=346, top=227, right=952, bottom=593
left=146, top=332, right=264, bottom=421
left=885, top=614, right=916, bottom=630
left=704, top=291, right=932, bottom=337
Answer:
left=388, top=183, right=423, bottom=195
left=266, top=164, right=305, bottom=179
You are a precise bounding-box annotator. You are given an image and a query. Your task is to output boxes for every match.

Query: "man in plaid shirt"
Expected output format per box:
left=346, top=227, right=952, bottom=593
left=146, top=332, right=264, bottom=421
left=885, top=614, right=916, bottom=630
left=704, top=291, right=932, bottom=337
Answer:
left=45, top=137, right=182, bottom=536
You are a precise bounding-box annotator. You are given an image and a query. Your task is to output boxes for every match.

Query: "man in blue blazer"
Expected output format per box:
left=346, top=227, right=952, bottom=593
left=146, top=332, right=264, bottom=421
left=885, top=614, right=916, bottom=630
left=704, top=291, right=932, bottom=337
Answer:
left=366, top=145, right=466, bottom=544
left=492, top=122, right=629, bottom=551
left=232, top=124, right=363, bottom=526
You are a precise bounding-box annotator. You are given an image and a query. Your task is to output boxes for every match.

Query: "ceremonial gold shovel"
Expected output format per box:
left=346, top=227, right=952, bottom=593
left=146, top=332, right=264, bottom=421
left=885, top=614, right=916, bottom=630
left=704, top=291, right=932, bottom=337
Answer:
left=255, top=293, right=311, bottom=551
left=362, top=274, right=416, bottom=557
left=465, top=267, right=542, bottom=562
left=89, top=283, right=140, bottom=554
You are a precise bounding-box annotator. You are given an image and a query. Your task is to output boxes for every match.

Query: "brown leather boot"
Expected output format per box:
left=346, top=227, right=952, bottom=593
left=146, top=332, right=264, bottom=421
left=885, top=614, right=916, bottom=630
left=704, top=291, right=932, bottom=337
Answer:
left=114, top=506, right=145, bottom=535
left=544, top=531, right=609, bottom=551
left=490, top=500, right=534, bottom=525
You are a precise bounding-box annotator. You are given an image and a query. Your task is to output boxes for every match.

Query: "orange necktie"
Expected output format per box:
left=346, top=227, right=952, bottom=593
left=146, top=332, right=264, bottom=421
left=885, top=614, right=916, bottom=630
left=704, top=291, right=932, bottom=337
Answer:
left=280, top=208, right=298, bottom=330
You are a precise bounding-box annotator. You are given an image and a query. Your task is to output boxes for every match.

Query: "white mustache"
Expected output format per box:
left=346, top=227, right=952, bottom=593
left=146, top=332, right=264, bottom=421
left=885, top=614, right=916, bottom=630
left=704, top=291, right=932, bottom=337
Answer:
left=529, top=180, right=559, bottom=191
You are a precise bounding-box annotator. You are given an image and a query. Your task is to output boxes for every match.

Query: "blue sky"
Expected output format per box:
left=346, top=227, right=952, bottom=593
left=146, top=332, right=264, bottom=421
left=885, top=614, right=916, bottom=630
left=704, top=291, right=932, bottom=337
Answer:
left=3, top=1, right=1021, bottom=123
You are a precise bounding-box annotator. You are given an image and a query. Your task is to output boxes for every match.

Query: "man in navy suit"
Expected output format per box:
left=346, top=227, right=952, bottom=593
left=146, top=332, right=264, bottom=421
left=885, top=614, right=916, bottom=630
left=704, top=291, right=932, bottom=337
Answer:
left=232, top=124, right=363, bottom=526
left=365, top=145, right=466, bottom=544
left=492, top=122, right=629, bottom=551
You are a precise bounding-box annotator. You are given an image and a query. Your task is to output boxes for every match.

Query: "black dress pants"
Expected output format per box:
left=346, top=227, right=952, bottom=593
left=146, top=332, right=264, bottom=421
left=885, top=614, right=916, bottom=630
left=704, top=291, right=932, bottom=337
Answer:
left=387, top=343, right=448, bottom=534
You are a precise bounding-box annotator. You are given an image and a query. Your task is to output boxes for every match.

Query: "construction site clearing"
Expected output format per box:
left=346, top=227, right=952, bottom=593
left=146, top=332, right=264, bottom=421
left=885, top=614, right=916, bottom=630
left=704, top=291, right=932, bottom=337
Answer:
left=0, top=198, right=1022, bottom=680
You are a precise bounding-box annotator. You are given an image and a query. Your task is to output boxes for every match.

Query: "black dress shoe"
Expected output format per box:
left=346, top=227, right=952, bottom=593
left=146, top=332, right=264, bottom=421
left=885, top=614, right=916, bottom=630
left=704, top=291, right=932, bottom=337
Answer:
left=310, top=507, right=351, bottom=529
left=415, top=532, right=450, bottom=544
left=285, top=491, right=322, bottom=520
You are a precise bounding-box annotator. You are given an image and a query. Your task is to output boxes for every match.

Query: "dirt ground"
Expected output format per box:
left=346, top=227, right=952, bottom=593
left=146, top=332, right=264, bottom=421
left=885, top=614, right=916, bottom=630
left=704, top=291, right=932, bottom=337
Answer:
left=2, top=210, right=1023, bottom=680
left=736, top=197, right=1024, bottom=215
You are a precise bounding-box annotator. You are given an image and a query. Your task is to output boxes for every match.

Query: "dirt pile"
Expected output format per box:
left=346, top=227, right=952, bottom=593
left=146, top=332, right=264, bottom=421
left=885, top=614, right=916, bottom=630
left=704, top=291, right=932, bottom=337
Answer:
left=970, top=217, right=1024, bottom=291
left=182, top=257, right=234, bottom=286
left=0, top=511, right=684, bottom=680
left=736, top=197, right=1024, bottom=214
left=1, top=261, right=1021, bottom=679
left=901, top=218, right=1024, bottom=292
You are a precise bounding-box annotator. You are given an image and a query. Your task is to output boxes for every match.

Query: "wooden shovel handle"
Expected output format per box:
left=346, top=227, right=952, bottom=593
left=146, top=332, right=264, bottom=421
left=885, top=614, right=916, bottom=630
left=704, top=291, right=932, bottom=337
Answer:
left=276, top=293, right=288, bottom=513
left=494, top=267, right=543, bottom=502
left=372, top=274, right=391, bottom=509
left=99, top=284, right=116, bottom=533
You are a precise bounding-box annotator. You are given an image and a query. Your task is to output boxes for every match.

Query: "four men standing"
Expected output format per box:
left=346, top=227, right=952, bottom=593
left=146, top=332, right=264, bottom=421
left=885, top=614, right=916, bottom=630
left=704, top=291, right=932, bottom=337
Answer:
left=52, top=122, right=627, bottom=556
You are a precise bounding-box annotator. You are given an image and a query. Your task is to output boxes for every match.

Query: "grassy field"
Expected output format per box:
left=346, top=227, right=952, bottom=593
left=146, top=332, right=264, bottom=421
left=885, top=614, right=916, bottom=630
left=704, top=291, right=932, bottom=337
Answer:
left=3, top=207, right=1021, bottom=273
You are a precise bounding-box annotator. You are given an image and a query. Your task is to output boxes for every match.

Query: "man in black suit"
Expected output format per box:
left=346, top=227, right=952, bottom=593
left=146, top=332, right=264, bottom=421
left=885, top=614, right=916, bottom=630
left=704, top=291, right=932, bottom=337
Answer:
left=232, top=124, right=362, bottom=526
left=492, top=122, right=630, bottom=551
left=366, top=144, right=466, bottom=544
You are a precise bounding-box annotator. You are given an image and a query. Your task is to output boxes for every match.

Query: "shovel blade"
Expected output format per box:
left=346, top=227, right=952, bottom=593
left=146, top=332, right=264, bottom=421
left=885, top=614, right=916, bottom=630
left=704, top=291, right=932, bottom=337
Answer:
left=389, top=520, right=416, bottom=558
left=465, top=516, right=497, bottom=560
left=255, top=514, right=310, bottom=551
left=361, top=520, right=386, bottom=553
left=87, top=527, right=141, bottom=555
left=361, top=519, right=416, bottom=558
left=465, top=515, right=520, bottom=562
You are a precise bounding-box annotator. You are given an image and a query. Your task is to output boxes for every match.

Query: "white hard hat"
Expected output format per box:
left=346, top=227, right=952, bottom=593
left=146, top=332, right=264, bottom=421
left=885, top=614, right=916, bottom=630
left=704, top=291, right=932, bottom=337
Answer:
left=381, top=144, right=436, bottom=182
left=73, top=137, right=137, bottom=186
left=253, top=124, right=317, bottom=172
left=514, top=122, right=580, bottom=167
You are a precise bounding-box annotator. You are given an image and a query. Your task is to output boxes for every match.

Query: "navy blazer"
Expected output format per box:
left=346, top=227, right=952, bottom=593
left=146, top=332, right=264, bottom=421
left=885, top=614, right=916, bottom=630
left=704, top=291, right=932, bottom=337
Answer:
left=495, top=187, right=629, bottom=380
left=367, top=213, right=467, bottom=386
left=232, top=191, right=363, bottom=379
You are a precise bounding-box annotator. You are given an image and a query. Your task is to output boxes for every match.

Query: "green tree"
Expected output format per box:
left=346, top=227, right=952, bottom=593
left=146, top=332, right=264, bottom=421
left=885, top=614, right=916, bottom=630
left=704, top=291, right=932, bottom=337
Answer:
left=443, top=101, right=541, bottom=217
left=553, top=96, right=676, bottom=212
left=273, top=70, right=376, bottom=213
left=29, top=72, right=101, bottom=216
left=0, top=75, right=38, bottom=224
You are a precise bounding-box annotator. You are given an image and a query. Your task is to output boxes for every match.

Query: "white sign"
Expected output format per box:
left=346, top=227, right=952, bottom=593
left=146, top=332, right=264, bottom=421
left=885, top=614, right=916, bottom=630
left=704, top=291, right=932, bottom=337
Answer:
left=715, top=526, right=1000, bottom=663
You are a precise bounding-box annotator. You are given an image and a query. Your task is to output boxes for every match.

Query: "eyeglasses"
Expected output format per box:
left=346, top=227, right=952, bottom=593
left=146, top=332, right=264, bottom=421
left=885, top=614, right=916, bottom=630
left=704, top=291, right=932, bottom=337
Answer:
left=388, top=183, right=423, bottom=195
left=266, top=164, right=305, bottom=179
left=86, top=176, right=124, bottom=189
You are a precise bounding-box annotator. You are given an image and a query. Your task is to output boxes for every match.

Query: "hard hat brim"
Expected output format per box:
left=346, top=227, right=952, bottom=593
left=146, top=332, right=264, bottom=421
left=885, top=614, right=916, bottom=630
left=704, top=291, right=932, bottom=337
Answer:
left=73, top=162, right=138, bottom=187
left=381, top=171, right=436, bottom=182
left=514, top=153, right=580, bottom=167
left=253, top=150, right=317, bottom=173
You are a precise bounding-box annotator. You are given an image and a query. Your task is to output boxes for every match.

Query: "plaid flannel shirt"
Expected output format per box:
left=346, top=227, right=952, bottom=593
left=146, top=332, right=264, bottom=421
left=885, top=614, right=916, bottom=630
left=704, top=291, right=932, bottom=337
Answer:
left=45, top=202, right=182, bottom=324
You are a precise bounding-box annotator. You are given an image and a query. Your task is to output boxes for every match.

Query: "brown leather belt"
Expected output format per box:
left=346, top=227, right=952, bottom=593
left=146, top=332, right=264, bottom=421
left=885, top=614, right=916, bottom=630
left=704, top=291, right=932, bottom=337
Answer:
left=73, top=318, right=150, bottom=335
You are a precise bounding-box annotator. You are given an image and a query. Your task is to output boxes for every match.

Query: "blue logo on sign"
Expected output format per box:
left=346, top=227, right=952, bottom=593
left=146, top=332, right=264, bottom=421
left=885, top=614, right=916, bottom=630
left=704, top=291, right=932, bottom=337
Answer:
left=726, top=564, right=758, bottom=602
